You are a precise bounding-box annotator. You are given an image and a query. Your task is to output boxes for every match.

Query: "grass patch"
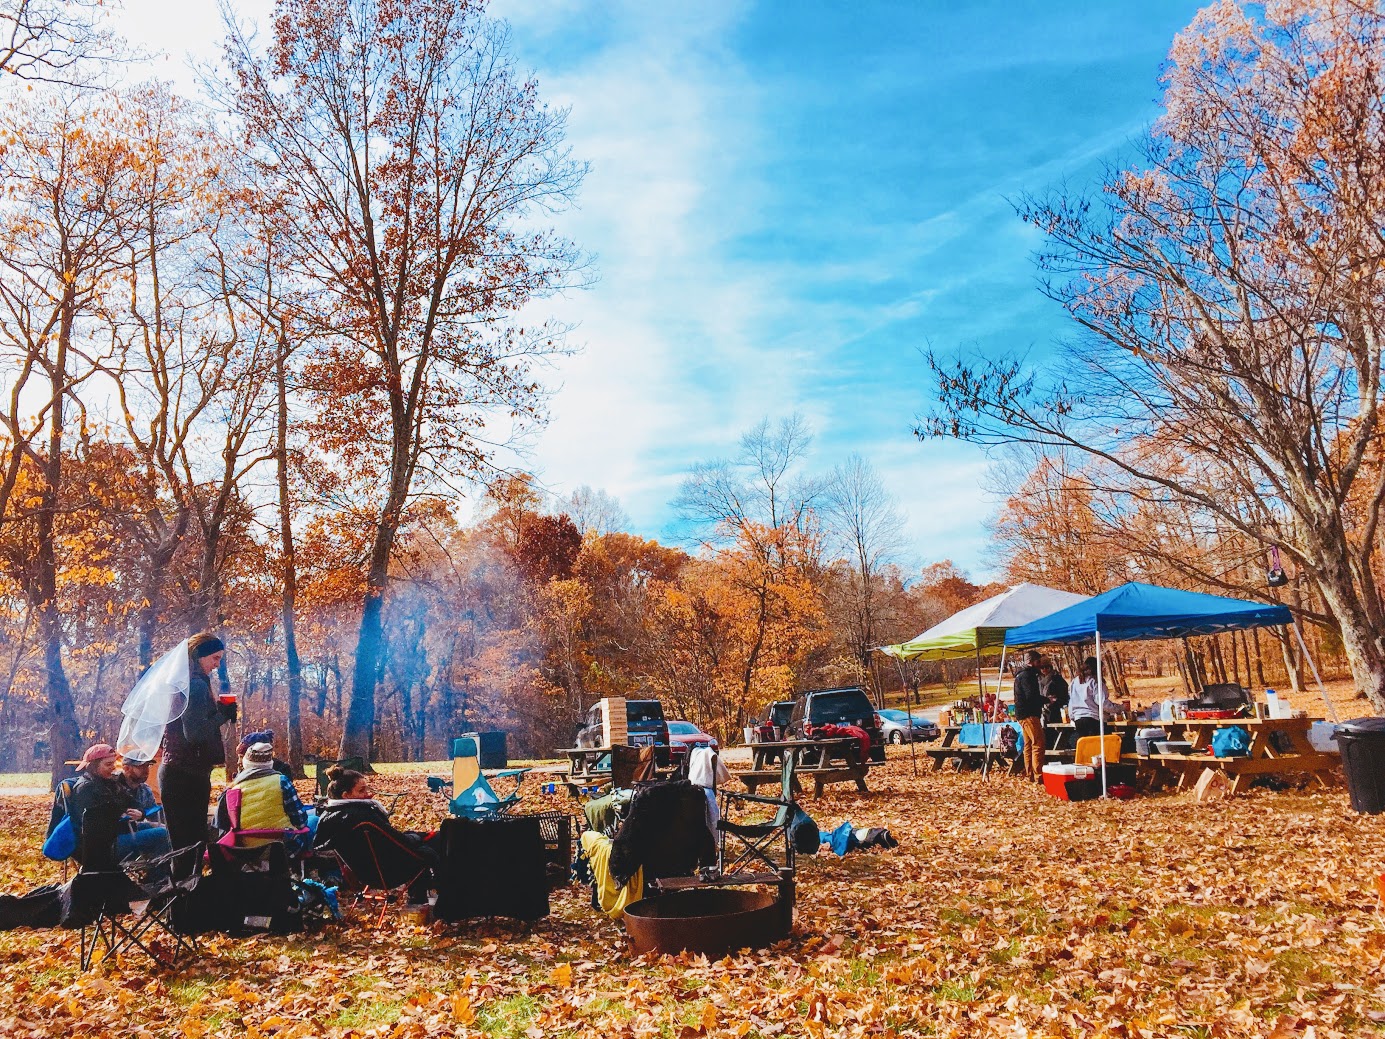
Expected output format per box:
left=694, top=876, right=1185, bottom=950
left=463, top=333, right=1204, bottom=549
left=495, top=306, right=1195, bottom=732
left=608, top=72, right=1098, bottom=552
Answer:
left=476, top=993, right=541, bottom=1037
left=934, top=981, right=978, bottom=1002
left=326, top=997, right=404, bottom=1030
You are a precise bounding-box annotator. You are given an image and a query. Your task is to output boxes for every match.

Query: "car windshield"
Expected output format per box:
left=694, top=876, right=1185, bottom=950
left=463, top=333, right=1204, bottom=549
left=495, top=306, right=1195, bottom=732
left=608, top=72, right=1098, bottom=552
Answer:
left=810, top=692, right=873, bottom=725
left=879, top=710, right=908, bottom=722
left=769, top=703, right=795, bottom=726
left=626, top=701, right=665, bottom=723
left=667, top=721, right=700, bottom=735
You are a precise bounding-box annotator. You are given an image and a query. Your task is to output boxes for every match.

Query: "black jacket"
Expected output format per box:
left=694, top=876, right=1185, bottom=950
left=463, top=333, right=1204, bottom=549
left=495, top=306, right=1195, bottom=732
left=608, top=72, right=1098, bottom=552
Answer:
left=163, top=670, right=232, bottom=773
left=313, top=799, right=395, bottom=852
left=1013, top=666, right=1045, bottom=720
left=67, top=774, right=133, bottom=867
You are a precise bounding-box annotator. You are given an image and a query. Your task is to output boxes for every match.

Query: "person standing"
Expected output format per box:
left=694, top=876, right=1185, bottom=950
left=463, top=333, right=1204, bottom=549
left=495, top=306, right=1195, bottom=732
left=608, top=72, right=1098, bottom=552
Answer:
left=1039, top=657, right=1070, bottom=726
left=1012, top=650, right=1046, bottom=783
left=1068, top=656, right=1109, bottom=740
left=158, top=634, right=235, bottom=858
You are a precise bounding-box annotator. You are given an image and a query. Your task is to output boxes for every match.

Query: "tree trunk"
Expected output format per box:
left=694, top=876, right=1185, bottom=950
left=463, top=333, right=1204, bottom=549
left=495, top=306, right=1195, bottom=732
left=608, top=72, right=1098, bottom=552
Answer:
left=38, top=299, right=81, bottom=790
left=275, top=337, right=305, bottom=777
left=340, top=523, right=395, bottom=763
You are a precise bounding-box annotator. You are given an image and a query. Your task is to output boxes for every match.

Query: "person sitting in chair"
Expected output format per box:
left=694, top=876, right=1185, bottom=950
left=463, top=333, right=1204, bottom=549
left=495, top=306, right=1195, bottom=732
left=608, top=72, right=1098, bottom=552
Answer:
left=114, top=756, right=173, bottom=859
left=68, top=744, right=172, bottom=865
left=313, top=767, right=441, bottom=903
left=215, top=742, right=310, bottom=850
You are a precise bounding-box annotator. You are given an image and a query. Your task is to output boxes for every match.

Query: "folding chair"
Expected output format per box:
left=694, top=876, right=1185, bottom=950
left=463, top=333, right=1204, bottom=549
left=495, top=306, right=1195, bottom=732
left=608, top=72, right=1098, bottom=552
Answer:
left=717, top=752, right=798, bottom=877
left=443, top=736, right=528, bottom=819
left=332, top=821, right=433, bottom=927
left=74, top=844, right=204, bottom=970
left=1074, top=734, right=1122, bottom=768
left=218, top=786, right=311, bottom=852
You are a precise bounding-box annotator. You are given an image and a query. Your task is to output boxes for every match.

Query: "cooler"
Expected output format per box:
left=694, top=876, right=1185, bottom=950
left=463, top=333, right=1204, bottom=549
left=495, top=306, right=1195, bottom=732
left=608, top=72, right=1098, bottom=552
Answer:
left=1042, top=763, right=1100, bottom=802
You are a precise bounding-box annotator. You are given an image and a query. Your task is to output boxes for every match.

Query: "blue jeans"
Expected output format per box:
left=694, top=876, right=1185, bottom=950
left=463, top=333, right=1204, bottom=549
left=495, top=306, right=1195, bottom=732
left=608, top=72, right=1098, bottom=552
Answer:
left=115, top=823, right=173, bottom=862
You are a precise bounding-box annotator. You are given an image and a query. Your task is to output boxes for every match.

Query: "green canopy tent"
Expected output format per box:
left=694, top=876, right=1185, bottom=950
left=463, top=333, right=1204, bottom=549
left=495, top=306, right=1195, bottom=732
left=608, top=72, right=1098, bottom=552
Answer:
left=877, top=583, right=1090, bottom=773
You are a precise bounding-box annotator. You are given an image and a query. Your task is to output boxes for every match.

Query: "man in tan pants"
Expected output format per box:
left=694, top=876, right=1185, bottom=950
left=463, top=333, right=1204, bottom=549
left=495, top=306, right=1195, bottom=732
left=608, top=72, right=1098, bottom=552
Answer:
left=1012, top=650, right=1046, bottom=782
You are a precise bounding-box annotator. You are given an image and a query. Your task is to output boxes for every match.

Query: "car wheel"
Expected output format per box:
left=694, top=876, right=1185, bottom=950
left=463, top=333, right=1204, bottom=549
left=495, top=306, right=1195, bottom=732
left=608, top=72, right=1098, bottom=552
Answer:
left=889, top=730, right=903, bottom=745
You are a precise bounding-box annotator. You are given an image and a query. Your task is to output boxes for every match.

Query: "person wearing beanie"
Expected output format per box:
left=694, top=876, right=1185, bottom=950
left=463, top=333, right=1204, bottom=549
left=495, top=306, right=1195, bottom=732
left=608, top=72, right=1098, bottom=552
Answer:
left=215, top=740, right=310, bottom=851
left=158, top=633, right=236, bottom=861
left=237, top=729, right=294, bottom=781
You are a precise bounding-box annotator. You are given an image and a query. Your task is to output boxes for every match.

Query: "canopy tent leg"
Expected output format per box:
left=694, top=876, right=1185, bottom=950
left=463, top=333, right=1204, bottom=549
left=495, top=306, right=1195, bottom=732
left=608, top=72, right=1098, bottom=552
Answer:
left=981, top=645, right=1006, bottom=780
left=1096, top=630, right=1108, bottom=798
left=1290, top=621, right=1340, bottom=723
left=892, top=657, right=919, bottom=776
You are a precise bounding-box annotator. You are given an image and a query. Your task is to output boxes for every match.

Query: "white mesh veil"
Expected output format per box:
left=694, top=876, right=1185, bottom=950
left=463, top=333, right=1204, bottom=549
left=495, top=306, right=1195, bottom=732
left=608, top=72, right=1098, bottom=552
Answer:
left=116, top=639, right=191, bottom=762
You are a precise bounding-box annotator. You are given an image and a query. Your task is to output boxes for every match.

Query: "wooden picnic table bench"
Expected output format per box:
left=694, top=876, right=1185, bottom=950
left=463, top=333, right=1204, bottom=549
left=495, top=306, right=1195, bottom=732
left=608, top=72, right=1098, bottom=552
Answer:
left=1122, top=717, right=1338, bottom=793
left=739, top=737, right=870, bottom=797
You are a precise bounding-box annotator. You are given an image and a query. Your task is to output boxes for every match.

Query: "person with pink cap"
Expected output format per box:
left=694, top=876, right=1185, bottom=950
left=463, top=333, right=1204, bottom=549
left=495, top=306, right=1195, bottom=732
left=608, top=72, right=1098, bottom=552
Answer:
left=66, top=744, right=171, bottom=866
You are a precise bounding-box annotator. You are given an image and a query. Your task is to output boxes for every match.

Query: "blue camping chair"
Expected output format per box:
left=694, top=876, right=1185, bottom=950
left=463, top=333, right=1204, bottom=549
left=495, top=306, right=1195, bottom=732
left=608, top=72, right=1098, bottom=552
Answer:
left=429, top=737, right=530, bottom=820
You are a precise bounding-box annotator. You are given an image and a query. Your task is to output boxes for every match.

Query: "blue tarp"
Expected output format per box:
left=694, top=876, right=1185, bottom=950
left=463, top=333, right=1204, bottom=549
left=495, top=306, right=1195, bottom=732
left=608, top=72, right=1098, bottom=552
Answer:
left=958, top=722, right=1023, bottom=750
left=1003, top=582, right=1292, bottom=647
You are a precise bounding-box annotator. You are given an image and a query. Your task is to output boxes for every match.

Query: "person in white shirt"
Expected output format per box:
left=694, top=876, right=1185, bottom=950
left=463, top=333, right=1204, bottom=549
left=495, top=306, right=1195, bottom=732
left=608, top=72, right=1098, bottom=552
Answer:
left=1068, top=656, right=1112, bottom=740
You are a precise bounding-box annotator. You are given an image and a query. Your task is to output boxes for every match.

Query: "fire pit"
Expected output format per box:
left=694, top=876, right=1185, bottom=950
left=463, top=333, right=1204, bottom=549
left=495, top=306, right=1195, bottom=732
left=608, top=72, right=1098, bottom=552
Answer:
left=623, top=887, right=785, bottom=956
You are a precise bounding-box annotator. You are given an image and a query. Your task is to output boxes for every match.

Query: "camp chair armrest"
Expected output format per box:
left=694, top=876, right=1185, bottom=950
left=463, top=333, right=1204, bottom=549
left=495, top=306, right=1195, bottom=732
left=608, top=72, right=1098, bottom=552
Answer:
left=720, top=789, right=792, bottom=808
left=492, top=768, right=530, bottom=779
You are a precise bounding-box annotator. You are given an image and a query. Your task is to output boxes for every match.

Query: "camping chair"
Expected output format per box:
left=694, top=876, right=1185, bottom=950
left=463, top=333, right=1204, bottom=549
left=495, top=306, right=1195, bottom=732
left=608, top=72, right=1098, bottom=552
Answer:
left=44, top=777, right=80, bottom=880
left=328, top=821, right=433, bottom=927
left=217, top=786, right=312, bottom=857
left=1074, top=734, right=1122, bottom=768
left=441, top=736, right=529, bottom=819
left=717, top=752, right=798, bottom=877
left=606, top=780, right=716, bottom=893
left=72, top=843, right=204, bottom=970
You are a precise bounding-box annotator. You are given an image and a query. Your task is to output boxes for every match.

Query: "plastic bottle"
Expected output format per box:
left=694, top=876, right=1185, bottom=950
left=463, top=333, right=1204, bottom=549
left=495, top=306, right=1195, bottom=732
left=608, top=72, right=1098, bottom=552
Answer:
left=1265, top=689, right=1278, bottom=720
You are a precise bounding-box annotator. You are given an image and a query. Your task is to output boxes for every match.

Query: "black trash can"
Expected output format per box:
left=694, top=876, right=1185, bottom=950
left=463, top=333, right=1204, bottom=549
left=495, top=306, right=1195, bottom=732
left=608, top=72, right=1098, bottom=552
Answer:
left=1334, top=717, right=1385, bottom=814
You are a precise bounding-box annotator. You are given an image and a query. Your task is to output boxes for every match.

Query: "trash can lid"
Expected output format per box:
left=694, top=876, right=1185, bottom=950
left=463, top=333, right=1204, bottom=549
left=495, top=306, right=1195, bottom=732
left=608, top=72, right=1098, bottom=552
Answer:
left=1334, top=717, right=1385, bottom=735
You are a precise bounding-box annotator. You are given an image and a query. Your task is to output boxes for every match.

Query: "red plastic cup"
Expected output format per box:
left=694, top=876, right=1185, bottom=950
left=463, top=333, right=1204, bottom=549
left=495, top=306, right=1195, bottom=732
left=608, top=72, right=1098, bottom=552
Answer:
left=217, top=693, right=237, bottom=707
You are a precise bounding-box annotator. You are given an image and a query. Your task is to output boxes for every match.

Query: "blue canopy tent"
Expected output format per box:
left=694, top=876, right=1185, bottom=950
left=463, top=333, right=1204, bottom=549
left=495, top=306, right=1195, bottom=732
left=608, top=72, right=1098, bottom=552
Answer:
left=1001, top=582, right=1322, bottom=795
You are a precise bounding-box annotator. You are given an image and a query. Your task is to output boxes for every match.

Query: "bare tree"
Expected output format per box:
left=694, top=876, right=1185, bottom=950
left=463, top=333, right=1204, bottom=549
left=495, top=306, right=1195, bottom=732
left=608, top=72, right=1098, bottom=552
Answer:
left=0, top=0, right=119, bottom=86
left=560, top=485, right=630, bottom=537
left=222, top=0, right=588, bottom=760
left=822, top=454, right=904, bottom=705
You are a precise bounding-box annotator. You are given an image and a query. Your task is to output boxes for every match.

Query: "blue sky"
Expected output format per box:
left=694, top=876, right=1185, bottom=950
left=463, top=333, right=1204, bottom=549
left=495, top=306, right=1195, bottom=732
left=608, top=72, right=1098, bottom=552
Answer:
left=123, top=0, right=1204, bottom=577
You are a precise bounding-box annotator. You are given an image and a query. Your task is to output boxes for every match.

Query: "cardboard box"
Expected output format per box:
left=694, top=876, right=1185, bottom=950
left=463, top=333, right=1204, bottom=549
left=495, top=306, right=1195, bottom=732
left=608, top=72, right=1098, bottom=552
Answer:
left=598, top=697, right=627, bottom=748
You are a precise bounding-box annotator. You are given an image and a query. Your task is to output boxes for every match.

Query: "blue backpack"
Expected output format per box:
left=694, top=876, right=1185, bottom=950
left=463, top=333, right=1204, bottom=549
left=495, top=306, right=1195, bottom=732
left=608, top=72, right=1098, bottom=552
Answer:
left=42, top=779, right=78, bottom=861
left=1211, top=726, right=1251, bottom=758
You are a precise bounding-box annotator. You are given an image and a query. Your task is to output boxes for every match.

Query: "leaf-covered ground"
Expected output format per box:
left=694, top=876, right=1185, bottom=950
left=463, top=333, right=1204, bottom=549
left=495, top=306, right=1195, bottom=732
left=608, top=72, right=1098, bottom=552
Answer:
left=1, top=752, right=1383, bottom=1039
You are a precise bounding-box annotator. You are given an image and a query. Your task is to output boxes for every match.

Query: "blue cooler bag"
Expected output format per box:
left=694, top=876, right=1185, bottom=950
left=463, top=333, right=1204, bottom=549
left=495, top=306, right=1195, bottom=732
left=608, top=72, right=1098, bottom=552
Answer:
left=1211, top=725, right=1251, bottom=758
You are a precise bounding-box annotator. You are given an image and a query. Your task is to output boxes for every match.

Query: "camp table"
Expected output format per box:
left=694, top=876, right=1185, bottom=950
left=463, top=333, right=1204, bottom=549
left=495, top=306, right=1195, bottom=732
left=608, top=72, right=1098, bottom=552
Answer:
left=740, top=737, right=870, bottom=797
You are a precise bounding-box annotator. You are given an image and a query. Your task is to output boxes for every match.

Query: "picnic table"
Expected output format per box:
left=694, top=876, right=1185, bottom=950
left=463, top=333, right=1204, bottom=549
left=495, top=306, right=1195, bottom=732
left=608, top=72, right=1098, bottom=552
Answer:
left=556, top=747, right=614, bottom=797
left=1124, top=717, right=1339, bottom=793
left=555, top=746, right=677, bottom=798
left=923, top=721, right=1143, bottom=773
left=741, top=737, right=870, bottom=797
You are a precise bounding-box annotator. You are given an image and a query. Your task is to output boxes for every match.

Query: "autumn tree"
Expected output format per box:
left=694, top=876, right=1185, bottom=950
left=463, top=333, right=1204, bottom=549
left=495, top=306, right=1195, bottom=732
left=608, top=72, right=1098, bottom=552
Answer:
left=0, top=94, right=151, bottom=783
left=222, top=0, right=588, bottom=759
left=923, top=0, right=1385, bottom=712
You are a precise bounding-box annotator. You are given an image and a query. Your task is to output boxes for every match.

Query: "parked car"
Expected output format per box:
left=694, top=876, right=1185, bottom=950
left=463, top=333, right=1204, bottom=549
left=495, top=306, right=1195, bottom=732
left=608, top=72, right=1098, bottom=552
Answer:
left=576, top=698, right=673, bottom=766
left=878, top=708, right=940, bottom=744
left=767, top=700, right=795, bottom=738
left=787, top=687, right=886, bottom=763
left=667, top=720, right=718, bottom=754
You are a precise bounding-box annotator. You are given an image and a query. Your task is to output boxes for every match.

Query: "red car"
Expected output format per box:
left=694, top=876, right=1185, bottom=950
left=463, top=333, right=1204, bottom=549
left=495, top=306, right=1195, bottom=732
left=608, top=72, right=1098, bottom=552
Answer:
left=667, top=720, right=718, bottom=758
